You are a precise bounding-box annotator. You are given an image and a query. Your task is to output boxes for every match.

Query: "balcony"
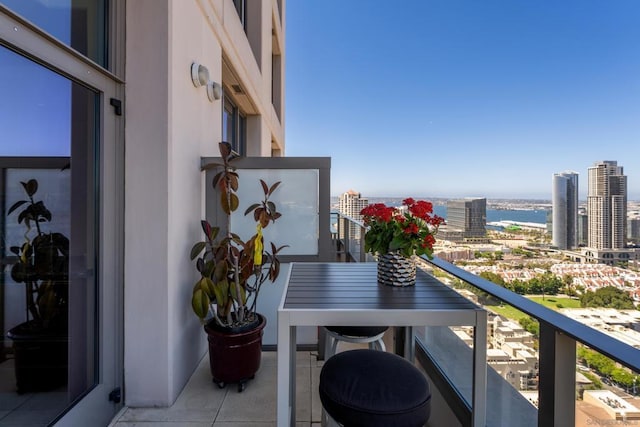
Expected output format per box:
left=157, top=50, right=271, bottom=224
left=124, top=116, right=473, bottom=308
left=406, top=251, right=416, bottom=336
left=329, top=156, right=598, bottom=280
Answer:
left=109, top=212, right=640, bottom=427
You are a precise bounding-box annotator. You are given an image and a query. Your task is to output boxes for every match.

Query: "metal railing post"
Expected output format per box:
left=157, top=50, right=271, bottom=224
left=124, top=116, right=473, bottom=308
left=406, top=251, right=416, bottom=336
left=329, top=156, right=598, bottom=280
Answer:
left=342, top=216, right=350, bottom=261
left=538, top=321, right=576, bottom=427
left=359, top=224, right=366, bottom=262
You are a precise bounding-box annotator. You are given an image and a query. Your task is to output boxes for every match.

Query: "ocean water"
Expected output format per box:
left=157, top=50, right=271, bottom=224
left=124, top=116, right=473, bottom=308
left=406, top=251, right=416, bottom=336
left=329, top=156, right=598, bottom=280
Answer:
left=333, top=198, right=550, bottom=225
left=432, top=205, right=548, bottom=225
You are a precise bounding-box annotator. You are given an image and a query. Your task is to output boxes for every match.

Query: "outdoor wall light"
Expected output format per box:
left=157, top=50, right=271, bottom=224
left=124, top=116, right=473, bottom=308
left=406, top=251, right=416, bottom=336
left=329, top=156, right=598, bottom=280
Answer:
left=207, top=81, right=222, bottom=102
left=191, top=62, right=222, bottom=102
left=191, top=62, right=209, bottom=87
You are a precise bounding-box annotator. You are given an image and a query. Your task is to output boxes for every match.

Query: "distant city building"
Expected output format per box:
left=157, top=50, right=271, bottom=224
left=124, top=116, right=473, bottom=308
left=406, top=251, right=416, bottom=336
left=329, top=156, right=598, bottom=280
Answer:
left=338, top=190, right=368, bottom=239
left=577, top=210, right=588, bottom=246
left=445, top=198, right=487, bottom=240
left=552, top=171, right=579, bottom=249
left=488, top=317, right=538, bottom=392
left=587, top=161, right=627, bottom=250
left=629, top=216, right=640, bottom=245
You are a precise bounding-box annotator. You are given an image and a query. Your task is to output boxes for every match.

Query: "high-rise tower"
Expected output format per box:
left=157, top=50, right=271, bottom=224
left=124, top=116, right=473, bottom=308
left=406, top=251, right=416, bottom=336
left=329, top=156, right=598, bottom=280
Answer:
left=338, top=190, right=369, bottom=238
left=552, top=171, right=578, bottom=249
left=587, top=161, right=627, bottom=249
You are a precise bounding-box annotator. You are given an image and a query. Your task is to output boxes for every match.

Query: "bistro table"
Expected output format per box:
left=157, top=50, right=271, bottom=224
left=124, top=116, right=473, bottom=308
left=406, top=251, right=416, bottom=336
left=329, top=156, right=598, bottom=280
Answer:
left=276, top=262, right=487, bottom=427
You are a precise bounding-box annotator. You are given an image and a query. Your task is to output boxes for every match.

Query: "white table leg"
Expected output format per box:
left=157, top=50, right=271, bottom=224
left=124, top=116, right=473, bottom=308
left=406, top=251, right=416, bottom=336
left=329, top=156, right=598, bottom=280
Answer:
left=277, top=312, right=295, bottom=427
left=289, top=326, right=297, bottom=426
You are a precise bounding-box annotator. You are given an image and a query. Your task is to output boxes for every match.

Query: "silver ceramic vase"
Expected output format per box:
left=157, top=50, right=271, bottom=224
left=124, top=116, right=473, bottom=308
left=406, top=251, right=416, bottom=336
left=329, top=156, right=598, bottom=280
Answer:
left=377, top=253, right=416, bottom=287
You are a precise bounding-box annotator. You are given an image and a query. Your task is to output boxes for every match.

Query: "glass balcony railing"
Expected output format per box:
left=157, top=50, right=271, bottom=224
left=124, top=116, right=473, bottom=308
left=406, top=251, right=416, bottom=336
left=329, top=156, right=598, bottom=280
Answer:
left=333, top=211, right=640, bottom=427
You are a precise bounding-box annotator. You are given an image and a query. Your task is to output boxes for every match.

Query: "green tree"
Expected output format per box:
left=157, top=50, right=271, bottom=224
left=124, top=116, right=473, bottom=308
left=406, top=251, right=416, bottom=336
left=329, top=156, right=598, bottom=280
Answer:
left=580, top=286, right=635, bottom=309
left=512, top=279, right=528, bottom=295
left=539, top=271, right=562, bottom=296
left=519, top=316, right=540, bottom=338
left=562, top=274, right=575, bottom=297
left=479, top=271, right=506, bottom=286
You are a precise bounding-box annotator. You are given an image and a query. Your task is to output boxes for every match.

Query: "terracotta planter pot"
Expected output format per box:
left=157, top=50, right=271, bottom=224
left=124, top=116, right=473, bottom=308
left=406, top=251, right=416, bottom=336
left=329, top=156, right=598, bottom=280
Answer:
left=203, top=313, right=266, bottom=392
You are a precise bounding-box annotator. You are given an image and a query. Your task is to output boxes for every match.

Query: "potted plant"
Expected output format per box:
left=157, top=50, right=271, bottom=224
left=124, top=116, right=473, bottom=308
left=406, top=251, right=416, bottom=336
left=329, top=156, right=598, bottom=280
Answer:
left=6, top=178, right=69, bottom=393
left=360, top=198, right=444, bottom=287
left=190, top=142, right=287, bottom=392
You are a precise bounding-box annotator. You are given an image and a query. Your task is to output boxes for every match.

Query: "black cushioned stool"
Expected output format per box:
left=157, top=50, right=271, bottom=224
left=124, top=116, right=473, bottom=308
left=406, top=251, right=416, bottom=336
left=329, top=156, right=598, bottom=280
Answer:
left=319, top=349, right=431, bottom=427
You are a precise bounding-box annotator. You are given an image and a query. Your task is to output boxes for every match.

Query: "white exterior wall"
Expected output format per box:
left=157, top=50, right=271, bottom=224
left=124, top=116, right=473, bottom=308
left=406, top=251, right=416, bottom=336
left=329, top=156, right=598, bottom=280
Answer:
left=124, top=0, right=284, bottom=407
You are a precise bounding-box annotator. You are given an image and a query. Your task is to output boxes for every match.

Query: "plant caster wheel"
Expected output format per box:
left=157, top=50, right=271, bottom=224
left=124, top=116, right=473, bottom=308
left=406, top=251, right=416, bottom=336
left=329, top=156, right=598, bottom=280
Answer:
left=237, top=381, right=246, bottom=392
left=213, top=379, right=225, bottom=389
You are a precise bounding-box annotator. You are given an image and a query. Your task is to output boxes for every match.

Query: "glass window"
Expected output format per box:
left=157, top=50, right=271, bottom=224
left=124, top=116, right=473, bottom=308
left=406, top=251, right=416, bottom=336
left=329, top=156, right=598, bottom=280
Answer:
left=222, top=94, right=246, bottom=156
left=0, top=0, right=108, bottom=67
left=233, top=0, right=246, bottom=31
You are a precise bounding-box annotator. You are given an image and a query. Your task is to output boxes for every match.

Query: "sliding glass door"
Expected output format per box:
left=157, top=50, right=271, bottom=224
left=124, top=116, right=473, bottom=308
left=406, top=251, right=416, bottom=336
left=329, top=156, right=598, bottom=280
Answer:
left=0, top=3, right=122, bottom=425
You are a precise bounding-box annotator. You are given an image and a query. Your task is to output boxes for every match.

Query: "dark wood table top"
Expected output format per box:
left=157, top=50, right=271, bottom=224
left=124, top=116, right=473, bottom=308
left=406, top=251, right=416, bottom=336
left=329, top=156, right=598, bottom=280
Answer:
left=283, top=262, right=480, bottom=311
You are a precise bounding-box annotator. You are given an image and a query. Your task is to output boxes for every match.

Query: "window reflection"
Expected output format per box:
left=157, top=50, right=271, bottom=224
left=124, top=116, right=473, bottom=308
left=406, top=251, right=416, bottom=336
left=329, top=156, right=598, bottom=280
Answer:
left=0, top=44, right=98, bottom=425
left=1, top=0, right=107, bottom=67
left=223, top=94, right=246, bottom=156
left=0, top=47, right=70, bottom=156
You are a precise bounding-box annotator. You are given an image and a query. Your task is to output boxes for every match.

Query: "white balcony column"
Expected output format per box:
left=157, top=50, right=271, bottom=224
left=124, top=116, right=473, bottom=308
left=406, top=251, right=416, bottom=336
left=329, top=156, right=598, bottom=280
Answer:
left=538, top=321, right=576, bottom=427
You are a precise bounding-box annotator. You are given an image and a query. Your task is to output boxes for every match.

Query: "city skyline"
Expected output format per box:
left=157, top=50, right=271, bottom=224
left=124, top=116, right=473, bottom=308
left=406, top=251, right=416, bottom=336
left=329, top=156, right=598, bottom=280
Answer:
left=285, top=1, right=640, bottom=200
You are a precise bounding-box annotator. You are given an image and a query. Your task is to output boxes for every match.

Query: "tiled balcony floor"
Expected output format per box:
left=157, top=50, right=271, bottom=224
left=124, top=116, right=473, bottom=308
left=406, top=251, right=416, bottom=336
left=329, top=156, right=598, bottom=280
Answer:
left=109, top=350, right=325, bottom=427
left=108, top=332, right=445, bottom=427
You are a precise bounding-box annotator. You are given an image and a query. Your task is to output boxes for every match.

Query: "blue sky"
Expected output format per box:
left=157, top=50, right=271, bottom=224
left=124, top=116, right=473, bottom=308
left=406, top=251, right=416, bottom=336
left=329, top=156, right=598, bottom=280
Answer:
left=284, top=1, right=640, bottom=200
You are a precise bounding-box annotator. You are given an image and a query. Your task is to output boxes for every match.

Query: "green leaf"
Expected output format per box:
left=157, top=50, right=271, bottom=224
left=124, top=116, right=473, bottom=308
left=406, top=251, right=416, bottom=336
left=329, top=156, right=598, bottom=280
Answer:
left=214, top=261, right=228, bottom=281
left=7, top=200, right=27, bottom=215
left=190, top=241, right=207, bottom=260
left=221, top=192, right=239, bottom=214
left=230, top=282, right=246, bottom=304
left=22, top=179, right=38, bottom=197
left=244, top=203, right=260, bottom=216
left=211, top=171, right=223, bottom=190
left=229, top=193, right=239, bottom=212
left=213, top=279, right=229, bottom=306
left=203, top=260, right=216, bottom=277
left=228, top=174, right=238, bottom=191
left=33, top=201, right=51, bottom=221
left=192, top=288, right=210, bottom=319
left=253, top=207, right=264, bottom=222
left=37, top=288, right=57, bottom=321
left=202, top=277, right=216, bottom=297
left=218, top=141, right=231, bottom=159
left=268, top=181, right=281, bottom=196
left=260, top=179, right=269, bottom=195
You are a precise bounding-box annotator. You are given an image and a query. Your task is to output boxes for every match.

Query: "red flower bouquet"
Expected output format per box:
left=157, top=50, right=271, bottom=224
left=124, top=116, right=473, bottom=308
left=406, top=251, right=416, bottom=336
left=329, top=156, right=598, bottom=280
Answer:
left=360, top=198, right=445, bottom=259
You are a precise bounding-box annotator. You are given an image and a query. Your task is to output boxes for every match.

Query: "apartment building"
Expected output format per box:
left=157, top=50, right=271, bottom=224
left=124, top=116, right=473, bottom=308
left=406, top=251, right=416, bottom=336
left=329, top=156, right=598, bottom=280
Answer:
left=0, top=1, right=285, bottom=424
left=587, top=161, right=627, bottom=250
left=338, top=189, right=368, bottom=239
left=443, top=197, right=487, bottom=242
left=582, top=161, right=640, bottom=264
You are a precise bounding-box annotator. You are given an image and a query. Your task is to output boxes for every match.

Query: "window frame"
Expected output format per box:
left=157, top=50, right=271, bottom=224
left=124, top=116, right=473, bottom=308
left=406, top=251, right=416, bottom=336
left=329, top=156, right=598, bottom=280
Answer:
left=222, top=92, right=246, bottom=156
